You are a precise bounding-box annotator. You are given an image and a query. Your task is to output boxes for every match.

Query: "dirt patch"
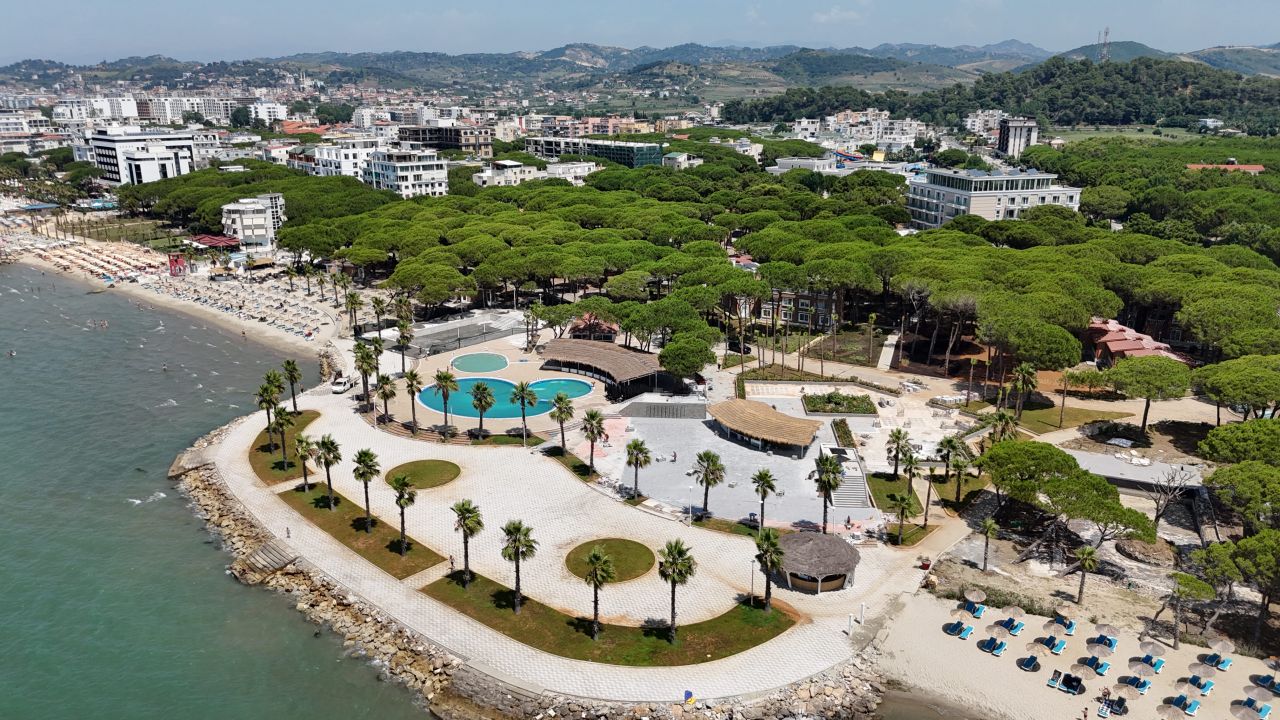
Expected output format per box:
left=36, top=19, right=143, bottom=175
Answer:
left=1115, top=538, right=1176, bottom=567
left=1061, top=420, right=1215, bottom=466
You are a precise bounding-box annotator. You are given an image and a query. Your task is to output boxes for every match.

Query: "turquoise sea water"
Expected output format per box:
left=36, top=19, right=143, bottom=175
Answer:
left=0, top=264, right=426, bottom=719
left=418, top=377, right=592, bottom=419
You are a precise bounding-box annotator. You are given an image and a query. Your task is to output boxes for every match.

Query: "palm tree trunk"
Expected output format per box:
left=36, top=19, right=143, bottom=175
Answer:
left=983, top=535, right=990, bottom=571
left=822, top=496, right=829, bottom=534
left=898, top=516, right=906, bottom=545
left=278, top=435, right=288, bottom=465
left=399, top=508, right=407, bottom=556
left=462, top=536, right=471, bottom=587
left=763, top=574, right=773, bottom=612
left=382, top=398, right=389, bottom=425
left=1059, top=376, right=1069, bottom=428
left=589, top=439, right=596, bottom=474
left=669, top=581, right=678, bottom=643
left=401, top=350, right=406, bottom=375
left=702, top=484, right=710, bottom=515
left=1142, top=398, right=1152, bottom=432
left=521, top=408, right=528, bottom=447
left=301, top=463, right=309, bottom=492
left=923, top=477, right=933, bottom=528
left=559, top=420, right=566, bottom=453
left=290, top=383, right=298, bottom=414
left=363, top=484, right=372, bottom=533
left=410, top=402, right=418, bottom=434
left=324, top=467, right=335, bottom=510
left=633, top=466, right=639, bottom=498
left=1077, top=568, right=1088, bottom=603
left=592, top=586, right=600, bottom=640
left=513, top=557, right=522, bottom=615
left=759, top=499, right=766, bottom=536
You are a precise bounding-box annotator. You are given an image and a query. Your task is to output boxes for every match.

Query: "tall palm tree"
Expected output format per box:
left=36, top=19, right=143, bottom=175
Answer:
left=433, top=369, right=458, bottom=428
left=887, top=491, right=920, bottom=546
left=582, top=409, right=607, bottom=475
left=270, top=407, right=294, bottom=465
left=282, top=359, right=303, bottom=414
left=937, top=435, right=966, bottom=498
left=692, top=450, right=725, bottom=517
left=352, top=449, right=380, bottom=533
left=751, top=469, right=777, bottom=536
left=582, top=546, right=616, bottom=641
left=263, top=369, right=285, bottom=401
left=396, top=319, right=414, bottom=375
left=1011, top=362, right=1038, bottom=420
left=451, top=500, right=484, bottom=587
left=354, top=343, right=376, bottom=412
left=314, top=268, right=325, bottom=301
left=370, top=296, right=388, bottom=333
left=754, top=529, right=784, bottom=612
left=375, top=374, right=396, bottom=425
left=813, top=452, right=843, bottom=534
left=469, top=381, right=495, bottom=436
left=334, top=273, right=352, bottom=307
left=368, top=336, right=384, bottom=379
left=402, top=370, right=423, bottom=433
left=344, top=290, right=362, bottom=329
left=390, top=475, right=416, bottom=555
left=255, top=383, right=278, bottom=438
left=987, top=409, right=1018, bottom=445
left=980, top=517, right=999, bottom=572
left=510, top=381, right=538, bottom=447
left=294, top=433, right=315, bottom=491
left=549, top=392, right=575, bottom=454
left=625, top=438, right=651, bottom=499
left=393, top=295, right=413, bottom=324
left=317, top=434, right=341, bottom=510
left=886, top=428, right=911, bottom=478
left=303, top=265, right=313, bottom=296
left=1074, top=545, right=1099, bottom=604
left=658, top=539, right=697, bottom=643
left=285, top=265, right=297, bottom=291
left=500, top=520, right=538, bottom=614
left=922, top=465, right=936, bottom=529
left=950, top=453, right=972, bottom=506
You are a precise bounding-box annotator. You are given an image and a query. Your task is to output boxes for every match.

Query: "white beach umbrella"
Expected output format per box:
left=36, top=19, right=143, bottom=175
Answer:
left=985, top=624, right=1011, bottom=639
left=1025, top=642, right=1051, bottom=657
left=1089, top=644, right=1115, bottom=658
left=1055, top=604, right=1076, bottom=619
left=1095, top=623, right=1121, bottom=637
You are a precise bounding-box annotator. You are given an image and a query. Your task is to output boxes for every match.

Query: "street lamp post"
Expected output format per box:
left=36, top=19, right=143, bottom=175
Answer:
left=750, top=558, right=756, bottom=602
left=687, top=485, right=694, bottom=525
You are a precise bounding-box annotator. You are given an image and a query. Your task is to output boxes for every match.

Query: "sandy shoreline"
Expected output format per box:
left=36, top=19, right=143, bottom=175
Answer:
left=14, top=253, right=336, bottom=356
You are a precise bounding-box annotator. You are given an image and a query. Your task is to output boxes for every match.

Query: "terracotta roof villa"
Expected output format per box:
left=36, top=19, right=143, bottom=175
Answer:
left=777, top=533, right=861, bottom=594
left=707, top=399, right=823, bottom=450
left=541, top=339, right=661, bottom=385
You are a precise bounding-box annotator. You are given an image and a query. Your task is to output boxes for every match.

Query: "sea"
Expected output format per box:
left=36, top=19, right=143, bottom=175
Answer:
left=0, top=263, right=426, bottom=719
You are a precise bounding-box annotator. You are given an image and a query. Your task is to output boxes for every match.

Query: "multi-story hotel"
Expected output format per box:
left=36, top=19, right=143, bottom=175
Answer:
left=397, top=124, right=493, bottom=158
left=906, top=167, right=1080, bottom=229
left=524, top=136, right=662, bottom=168
left=221, top=194, right=286, bottom=248
left=363, top=142, right=448, bottom=198
left=85, top=126, right=196, bottom=185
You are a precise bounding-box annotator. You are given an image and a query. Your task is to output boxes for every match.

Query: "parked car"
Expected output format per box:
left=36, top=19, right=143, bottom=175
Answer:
left=330, top=373, right=354, bottom=393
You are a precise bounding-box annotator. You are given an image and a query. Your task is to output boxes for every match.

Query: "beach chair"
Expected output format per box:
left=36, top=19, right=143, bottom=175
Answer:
left=1062, top=618, right=1077, bottom=635
left=979, top=637, right=998, bottom=653
left=1093, top=634, right=1118, bottom=650
left=958, top=625, right=974, bottom=640
left=1204, top=652, right=1233, bottom=671
left=1018, top=656, right=1040, bottom=672
left=1098, top=699, right=1111, bottom=718
left=1172, top=694, right=1187, bottom=710
left=1000, top=617, right=1025, bottom=636
left=1047, top=669, right=1062, bottom=689
left=1051, top=638, right=1067, bottom=655
left=1140, top=654, right=1165, bottom=673
left=1125, top=676, right=1151, bottom=694
left=992, top=640, right=1007, bottom=657
left=1061, top=674, right=1084, bottom=695
left=1184, top=700, right=1200, bottom=717
left=1259, top=675, right=1278, bottom=691
left=966, top=601, right=987, bottom=618
left=1189, top=674, right=1214, bottom=695
left=1085, top=656, right=1110, bottom=676
left=1111, top=697, right=1128, bottom=715
left=945, top=620, right=964, bottom=636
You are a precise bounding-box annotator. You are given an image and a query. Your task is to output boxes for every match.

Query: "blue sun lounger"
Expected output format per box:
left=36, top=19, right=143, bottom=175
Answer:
left=1055, top=617, right=1077, bottom=635
left=999, top=617, right=1025, bottom=635
left=1189, top=674, right=1214, bottom=695
left=1204, top=652, right=1233, bottom=671
left=965, top=600, right=987, bottom=618
left=1125, top=676, right=1151, bottom=694
left=1050, top=637, right=1067, bottom=655
left=991, top=640, right=1007, bottom=657
left=1092, top=634, right=1118, bottom=650
left=1258, top=675, right=1279, bottom=692
left=1140, top=654, right=1165, bottom=673
left=1245, top=699, right=1273, bottom=718
left=1047, top=669, right=1062, bottom=689
left=1084, top=655, right=1110, bottom=676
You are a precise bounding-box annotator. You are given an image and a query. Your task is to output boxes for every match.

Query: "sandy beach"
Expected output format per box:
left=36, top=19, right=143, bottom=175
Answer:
left=877, top=593, right=1275, bottom=720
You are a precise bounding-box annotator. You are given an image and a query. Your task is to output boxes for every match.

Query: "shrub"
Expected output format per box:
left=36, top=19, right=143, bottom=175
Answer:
left=803, top=391, right=876, bottom=414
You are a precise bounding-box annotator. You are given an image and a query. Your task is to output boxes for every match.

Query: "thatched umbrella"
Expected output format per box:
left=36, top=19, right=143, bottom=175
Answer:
left=1025, top=641, right=1051, bottom=657
left=1070, top=662, right=1093, bottom=676
left=1246, top=686, right=1278, bottom=702
left=1139, top=640, right=1167, bottom=657
left=1211, top=637, right=1237, bottom=654
left=1095, top=622, right=1121, bottom=638
left=1155, top=704, right=1182, bottom=719
left=1001, top=605, right=1025, bottom=619
left=1127, top=660, right=1156, bottom=677
left=1111, top=684, right=1140, bottom=701
left=1055, top=603, right=1076, bottom=619
left=985, top=624, right=1011, bottom=640
left=1042, top=619, right=1066, bottom=635
left=950, top=607, right=973, bottom=619
left=1232, top=705, right=1263, bottom=720
left=965, top=588, right=988, bottom=604
left=1187, top=662, right=1218, bottom=679
left=1088, top=644, right=1115, bottom=658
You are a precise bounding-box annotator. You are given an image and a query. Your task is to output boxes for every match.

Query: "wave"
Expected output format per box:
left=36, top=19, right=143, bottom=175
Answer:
left=125, top=490, right=167, bottom=505
left=154, top=398, right=178, bottom=408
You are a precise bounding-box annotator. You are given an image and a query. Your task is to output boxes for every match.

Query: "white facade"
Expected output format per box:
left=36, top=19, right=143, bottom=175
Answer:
left=662, top=152, right=703, bottom=170
left=363, top=142, right=448, bottom=198
left=906, top=167, right=1080, bottom=229
left=768, top=156, right=838, bottom=175
left=351, top=107, right=392, bottom=128
left=997, top=117, right=1039, bottom=158
left=472, top=160, right=544, bottom=187
left=248, top=102, right=288, bottom=124
left=544, top=161, right=599, bottom=186
left=86, top=126, right=195, bottom=185
left=0, top=109, right=52, bottom=135
left=221, top=194, right=286, bottom=248
left=313, top=137, right=387, bottom=178
left=964, top=109, right=1009, bottom=135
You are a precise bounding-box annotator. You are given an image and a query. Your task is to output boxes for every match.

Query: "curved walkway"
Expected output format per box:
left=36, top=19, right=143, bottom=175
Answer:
left=210, top=389, right=936, bottom=702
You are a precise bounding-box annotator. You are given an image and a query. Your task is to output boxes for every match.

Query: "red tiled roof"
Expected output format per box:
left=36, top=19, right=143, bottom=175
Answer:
left=191, top=234, right=240, bottom=248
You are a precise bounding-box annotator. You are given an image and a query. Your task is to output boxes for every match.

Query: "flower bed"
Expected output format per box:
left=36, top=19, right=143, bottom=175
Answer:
left=803, top=391, right=876, bottom=415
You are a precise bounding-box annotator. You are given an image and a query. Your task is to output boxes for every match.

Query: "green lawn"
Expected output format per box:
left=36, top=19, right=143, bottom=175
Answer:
left=721, top=352, right=754, bottom=369
left=542, top=445, right=598, bottom=481
left=1017, top=405, right=1131, bottom=435
left=759, top=331, right=816, bottom=354
left=279, top=485, right=443, bottom=579
left=472, top=434, right=544, bottom=447
left=422, top=572, right=794, bottom=665
left=384, top=459, right=460, bottom=489
left=565, top=539, right=655, bottom=582
left=867, top=472, right=938, bottom=546
left=692, top=516, right=794, bottom=537
left=1049, top=125, right=1194, bottom=143
left=931, top=472, right=989, bottom=511
left=739, top=364, right=830, bottom=382
left=249, top=410, right=321, bottom=484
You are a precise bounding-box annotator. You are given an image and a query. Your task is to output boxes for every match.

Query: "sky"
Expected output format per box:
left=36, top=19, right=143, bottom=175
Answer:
left=4, top=0, right=1277, bottom=64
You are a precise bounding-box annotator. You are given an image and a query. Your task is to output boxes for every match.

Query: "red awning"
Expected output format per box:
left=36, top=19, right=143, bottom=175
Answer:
left=192, top=234, right=240, bottom=248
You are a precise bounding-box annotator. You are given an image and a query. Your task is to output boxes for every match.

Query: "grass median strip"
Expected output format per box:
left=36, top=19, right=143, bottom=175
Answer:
left=422, top=572, right=795, bottom=666
left=249, top=410, right=320, bottom=484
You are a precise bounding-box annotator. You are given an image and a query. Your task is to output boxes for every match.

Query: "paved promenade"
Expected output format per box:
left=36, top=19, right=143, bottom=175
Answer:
left=210, top=389, right=941, bottom=701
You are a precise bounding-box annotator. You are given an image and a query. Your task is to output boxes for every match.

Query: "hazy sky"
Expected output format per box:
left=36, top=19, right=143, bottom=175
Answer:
left=5, top=0, right=1276, bottom=64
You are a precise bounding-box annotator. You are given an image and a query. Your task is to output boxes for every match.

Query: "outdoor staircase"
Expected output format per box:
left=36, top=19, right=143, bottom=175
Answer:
left=830, top=472, right=873, bottom=509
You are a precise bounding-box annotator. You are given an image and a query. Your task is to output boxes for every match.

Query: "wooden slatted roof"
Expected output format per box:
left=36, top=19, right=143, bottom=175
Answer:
left=707, top=398, right=822, bottom=448
left=542, top=339, right=661, bottom=384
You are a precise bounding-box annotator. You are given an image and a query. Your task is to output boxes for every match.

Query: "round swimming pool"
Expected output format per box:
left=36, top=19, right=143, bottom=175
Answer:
left=418, top=377, right=592, bottom=419
left=451, top=352, right=509, bottom=373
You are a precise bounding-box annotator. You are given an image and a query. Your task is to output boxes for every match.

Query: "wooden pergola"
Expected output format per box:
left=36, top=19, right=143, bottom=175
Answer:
left=541, top=339, right=661, bottom=385
left=707, top=399, right=822, bottom=449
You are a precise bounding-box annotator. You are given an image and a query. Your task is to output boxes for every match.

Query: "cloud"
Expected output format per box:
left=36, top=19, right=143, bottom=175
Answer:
left=812, top=5, right=863, bottom=24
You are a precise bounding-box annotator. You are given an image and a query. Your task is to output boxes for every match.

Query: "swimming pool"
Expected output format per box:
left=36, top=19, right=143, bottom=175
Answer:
left=418, top=377, right=592, bottom=419
left=451, top=352, right=509, bottom=373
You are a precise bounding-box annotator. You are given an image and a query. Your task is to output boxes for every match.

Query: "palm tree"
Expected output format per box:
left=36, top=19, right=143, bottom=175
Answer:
left=500, top=520, right=537, bottom=614
left=987, top=409, right=1018, bottom=445
left=582, top=546, right=616, bottom=640
left=314, top=268, right=325, bottom=301
left=303, top=265, right=314, bottom=296
left=754, top=529, right=784, bottom=612
left=937, top=435, right=966, bottom=499
left=402, top=370, right=423, bottom=433
left=979, top=517, right=999, bottom=572
left=393, top=295, right=413, bottom=324
left=294, top=433, right=315, bottom=491
left=886, top=428, right=911, bottom=478
left=256, top=383, right=278, bottom=438
left=751, top=469, right=777, bottom=536
left=375, top=374, right=396, bottom=424
left=692, top=450, right=725, bottom=517
left=285, top=265, right=297, bottom=292
left=270, top=408, right=294, bottom=465
left=922, top=465, right=937, bottom=529
left=370, top=296, right=388, bottom=333
left=352, top=449, right=380, bottom=533
left=317, top=435, right=341, bottom=510
left=263, top=369, right=285, bottom=401
left=1074, top=545, right=1099, bottom=604
left=625, top=438, right=652, bottom=499
left=813, top=452, right=843, bottom=534
left=887, top=491, right=920, bottom=546
left=334, top=273, right=351, bottom=308
left=433, top=369, right=459, bottom=428
left=368, top=336, right=384, bottom=379
left=282, top=359, right=302, bottom=414
left=396, top=319, right=414, bottom=375
left=390, top=475, right=416, bottom=555
left=354, top=343, right=376, bottom=412
left=451, top=500, right=484, bottom=587
left=950, top=453, right=972, bottom=506
left=469, top=381, right=495, bottom=436
left=1011, top=362, right=1038, bottom=420
left=549, top=392, right=575, bottom=454
left=581, top=409, right=607, bottom=475
left=343, top=290, right=361, bottom=329
left=658, top=539, right=697, bottom=643
left=510, top=381, right=538, bottom=447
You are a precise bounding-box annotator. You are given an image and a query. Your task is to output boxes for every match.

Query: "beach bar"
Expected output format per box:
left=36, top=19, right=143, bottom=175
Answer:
left=777, top=533, right=861, bottom=594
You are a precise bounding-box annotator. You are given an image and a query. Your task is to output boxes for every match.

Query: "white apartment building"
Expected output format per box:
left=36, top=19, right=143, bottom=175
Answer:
left=997, top=117, right=1039, bottom=158
left=248, top=102, right=288, bottom=124
left=221, top=193, right=286, bottom=248
left=85, top=126, right=196, bottom=185
left=826, top=108, right=890, bottom=126
left=351, top=107, right=392, bottom=128
left=191, top=129, right=223, bottom=167
left=792, top=118, right=821, bottom=137
left=964, top=109, right=1009, bottom=136
left=544, top=161, right=600, bottom=186
left=661, top=152, right=703, bottom=170
left=472, top=160, right=544, bottom=187
left=363, top=142, right=448, bottom=198
left=906, top=167, right=1080, bottom=229
left=313, top=137, right=388, bottom=178
left=767, top=156, right=839, bottom=175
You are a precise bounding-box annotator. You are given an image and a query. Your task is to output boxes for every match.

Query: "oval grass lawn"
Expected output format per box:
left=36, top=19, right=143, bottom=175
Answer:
left=565, top=539, right=655, bottom=582
left=385, top=459, right=461, bottom=489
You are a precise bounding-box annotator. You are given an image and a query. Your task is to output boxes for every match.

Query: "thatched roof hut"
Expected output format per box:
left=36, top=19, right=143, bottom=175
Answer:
left=777, top=533, right=860, bottom=594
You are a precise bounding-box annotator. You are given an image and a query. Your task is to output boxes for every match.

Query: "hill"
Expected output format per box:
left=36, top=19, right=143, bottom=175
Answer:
left=1193, top=46, right=1280, bottom=77
left=856, top=40, right=1052, bottom=71
left=1054, top=41, right=1174, bottom=63
left=768, top=50, right=906, bottom=83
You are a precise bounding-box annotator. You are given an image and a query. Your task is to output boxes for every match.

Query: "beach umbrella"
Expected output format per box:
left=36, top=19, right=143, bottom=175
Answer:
left=1139, top=640, right=1167, bottom=657
left=1025, top=642, right=1050, bottom=657
left=1055, top=604, right=1075, bottom=619
left=1155, top=704, right=1182, bottom=719
left=1111, top=684, right=1140, bottom=701
left=985, top=624, right=1011, bottom=639
left=1089, top=644, right=1115, bottom=658
left=1247, top=686, right=1278, bottom=702
left=1210, top=637, right=1237, bottom=654
left=1095, top=623, right=1121, bottom=637
left=1042, top=619, right=1064, bottom=635
left=1001, top=605, right=1025, bottom=619
left=950, top=607, right=972, bottom=618
left=1172, top=680, right=1197, bottom=695
left=1234, top=706, right=1264, bottom=720
left=1070, top=662, right=1092, bottom=675
left=1127, top=660, right=1156, bottom=677
left=1187, top=662, right=1217, bottom=678
left=964, top=589, right=987, bottom=603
